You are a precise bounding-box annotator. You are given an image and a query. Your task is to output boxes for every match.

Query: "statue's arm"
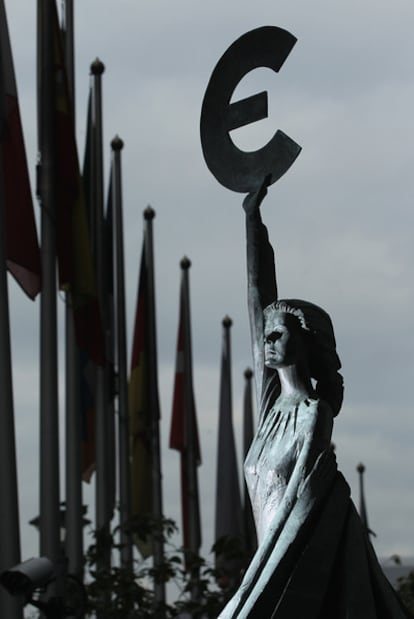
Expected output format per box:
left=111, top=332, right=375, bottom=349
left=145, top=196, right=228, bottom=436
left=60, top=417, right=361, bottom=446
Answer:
left=243, top=180, right=277, bottom=405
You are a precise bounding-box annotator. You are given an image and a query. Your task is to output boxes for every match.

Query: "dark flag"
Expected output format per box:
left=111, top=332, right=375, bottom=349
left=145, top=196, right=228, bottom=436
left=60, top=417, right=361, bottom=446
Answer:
left=215, top=316, right=243, bottom=581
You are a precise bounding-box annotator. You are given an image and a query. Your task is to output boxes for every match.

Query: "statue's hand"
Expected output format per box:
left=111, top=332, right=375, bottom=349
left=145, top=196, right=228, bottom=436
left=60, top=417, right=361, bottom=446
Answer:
left=242, top=174, right=271, bottom=214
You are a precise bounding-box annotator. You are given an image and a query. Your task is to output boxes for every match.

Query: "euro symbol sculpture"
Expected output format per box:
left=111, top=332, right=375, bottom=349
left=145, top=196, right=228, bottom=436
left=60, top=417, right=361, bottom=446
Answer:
left=200, top=26, right=301, bottom=193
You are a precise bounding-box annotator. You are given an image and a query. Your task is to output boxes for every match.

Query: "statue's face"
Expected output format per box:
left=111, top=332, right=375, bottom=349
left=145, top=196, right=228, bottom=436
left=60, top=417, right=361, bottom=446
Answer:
left=264, top=311, right=303, bottom=369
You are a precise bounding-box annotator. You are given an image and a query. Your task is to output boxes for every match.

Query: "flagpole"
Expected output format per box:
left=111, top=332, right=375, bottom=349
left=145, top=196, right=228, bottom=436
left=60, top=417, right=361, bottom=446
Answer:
left=215, top=316, right=243, bottom=581
left=86, top=58, right=113, bottom=619
left=62, top=0, right=83, bottom=583
left=0, top=0, right=39, bottom=612
left=180, top=257, right=201, bottom=600
left=37, top=0, right=61, bottom=593
left=357, top=463, right=375, bottom=540
left=91, top=59, right=111, bottom=536
left=111, top=135, right=132, bottom=569
left=181, top=257, right=198, bottom=555
left=0, top=147, right=23, bottom=619
left=0, top=3, right=23, bottom=614
left=144, top=207, right=165, bottom=605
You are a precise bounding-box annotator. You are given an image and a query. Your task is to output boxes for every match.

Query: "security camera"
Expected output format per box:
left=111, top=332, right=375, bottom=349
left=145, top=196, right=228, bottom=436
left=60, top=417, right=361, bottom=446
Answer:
left=0, top=557, right=55, bottom=597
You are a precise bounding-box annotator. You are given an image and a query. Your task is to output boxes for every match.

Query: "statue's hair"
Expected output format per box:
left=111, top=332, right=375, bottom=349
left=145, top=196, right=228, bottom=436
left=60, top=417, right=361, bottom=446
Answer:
left=263, top=299, right=344, bottom=416
left=264, top=301, right=309, bottom=332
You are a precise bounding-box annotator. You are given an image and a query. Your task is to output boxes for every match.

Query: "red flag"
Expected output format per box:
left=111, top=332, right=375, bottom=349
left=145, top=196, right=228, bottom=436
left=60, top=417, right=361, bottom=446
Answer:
left=0, top=0, right=41, bottom=299
left=169, top=258, right=201, bottom=557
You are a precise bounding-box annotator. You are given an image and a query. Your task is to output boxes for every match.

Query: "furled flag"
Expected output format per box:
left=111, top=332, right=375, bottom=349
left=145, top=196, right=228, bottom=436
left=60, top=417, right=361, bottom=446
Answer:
left=169, top=257, right=202, bottom=560
left=215, top=316, right=243, bottom=580
left=0, top=0, right=41, bottom=299
left=79, top=87, right=96, bottom=482
left=129, top=209, right=164, bottom=595
left=103, top=168, right=116, bottom=509
left=129, top=238, right=156, bottom=558
left=49, top=2, right=105, bottom=366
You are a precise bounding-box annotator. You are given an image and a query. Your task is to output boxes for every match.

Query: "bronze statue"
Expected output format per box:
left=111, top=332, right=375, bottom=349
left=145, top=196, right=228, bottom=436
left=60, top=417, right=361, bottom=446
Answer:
left=201, top=26, right=411, bottom=618
left=218, top=180, right=410, bottom=618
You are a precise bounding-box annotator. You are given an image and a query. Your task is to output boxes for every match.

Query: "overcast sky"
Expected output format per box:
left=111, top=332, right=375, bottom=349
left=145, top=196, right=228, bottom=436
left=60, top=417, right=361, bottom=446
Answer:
left=4, top=0, right=414, bottom=585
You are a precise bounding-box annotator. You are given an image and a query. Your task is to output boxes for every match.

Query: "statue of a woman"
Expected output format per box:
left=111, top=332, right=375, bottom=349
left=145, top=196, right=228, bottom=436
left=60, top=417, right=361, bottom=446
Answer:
left=219, top=180, right=410, bottom=618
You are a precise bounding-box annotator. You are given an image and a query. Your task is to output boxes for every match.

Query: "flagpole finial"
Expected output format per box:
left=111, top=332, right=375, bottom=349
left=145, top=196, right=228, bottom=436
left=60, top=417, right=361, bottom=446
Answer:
left=144, top=205, right=155, bottom=220
left=244, top=368, right=253, bottom=380
left=180, top=256, right=191, bottom=270
left=357, top=463, right=365, bottom=475
left=90, top=58, right=105, bottom=75
left=111, top=135, right=124, bottom=151
left=222, top=315, right=232, bottom=329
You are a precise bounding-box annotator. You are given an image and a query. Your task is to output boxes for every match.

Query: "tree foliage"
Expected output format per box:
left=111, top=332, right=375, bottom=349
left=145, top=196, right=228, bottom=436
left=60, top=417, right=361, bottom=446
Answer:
left=396, top=570, right=414, bottom=616
left=81, top=516, right=247, bottom=618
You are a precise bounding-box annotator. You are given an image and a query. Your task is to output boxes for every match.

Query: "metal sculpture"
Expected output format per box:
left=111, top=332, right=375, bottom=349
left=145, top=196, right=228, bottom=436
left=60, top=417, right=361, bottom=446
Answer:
left=200, top=27, right=411, bottom=618
left=200, top=26, right=301, bottom=193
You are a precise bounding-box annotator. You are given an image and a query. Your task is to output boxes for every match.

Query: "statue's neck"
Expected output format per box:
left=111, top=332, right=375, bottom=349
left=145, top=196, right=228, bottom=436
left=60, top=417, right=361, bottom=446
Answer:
left=277, top=364, right=313, bottom=404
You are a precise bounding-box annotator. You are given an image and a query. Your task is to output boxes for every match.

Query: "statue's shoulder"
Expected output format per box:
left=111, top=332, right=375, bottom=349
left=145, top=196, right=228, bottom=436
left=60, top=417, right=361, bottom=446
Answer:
left=300, top=397, right=334, bottom=439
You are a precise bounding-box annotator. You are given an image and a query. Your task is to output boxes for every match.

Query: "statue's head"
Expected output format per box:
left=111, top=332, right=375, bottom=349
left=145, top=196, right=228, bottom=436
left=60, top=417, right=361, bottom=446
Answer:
left=263, top=299, right=343, bottom=416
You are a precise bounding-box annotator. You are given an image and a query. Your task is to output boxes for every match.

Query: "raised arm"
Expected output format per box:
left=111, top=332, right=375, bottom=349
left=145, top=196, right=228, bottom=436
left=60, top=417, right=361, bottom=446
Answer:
left=243, top=179, right=278, bottom=407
